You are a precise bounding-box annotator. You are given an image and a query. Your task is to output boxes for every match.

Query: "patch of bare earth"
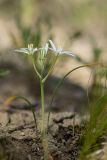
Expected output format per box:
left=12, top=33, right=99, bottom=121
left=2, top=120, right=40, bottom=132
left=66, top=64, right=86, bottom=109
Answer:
left=0, top=109, right=85, bottom=160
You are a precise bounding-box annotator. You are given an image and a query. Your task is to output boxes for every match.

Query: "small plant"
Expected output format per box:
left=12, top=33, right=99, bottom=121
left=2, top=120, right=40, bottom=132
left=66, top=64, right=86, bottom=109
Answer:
left=79, top=65, right=107, bottom=160
left=14, top=39, right=106, bottom=160
left=15, top=40, right=75, bottom=159
left=79, top=93, right=107, bottom=159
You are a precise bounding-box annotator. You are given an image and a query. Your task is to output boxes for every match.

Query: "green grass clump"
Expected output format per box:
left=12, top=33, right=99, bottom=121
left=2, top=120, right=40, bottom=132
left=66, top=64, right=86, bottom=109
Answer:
left=80, top=67, right=107, bottom=160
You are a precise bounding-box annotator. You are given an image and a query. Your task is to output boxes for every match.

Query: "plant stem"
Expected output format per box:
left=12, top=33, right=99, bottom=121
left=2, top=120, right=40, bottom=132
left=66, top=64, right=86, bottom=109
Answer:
left=5, top=96, right=37, bottom=129
left=32, top=57, right=41, bottom=79
left=40, top=80, right=45, bottom=135
left=47, top=62, right=102, bottom=129
left=42, top=53, right=59, bottom=83
left=40, top=81, right=49, bottom=160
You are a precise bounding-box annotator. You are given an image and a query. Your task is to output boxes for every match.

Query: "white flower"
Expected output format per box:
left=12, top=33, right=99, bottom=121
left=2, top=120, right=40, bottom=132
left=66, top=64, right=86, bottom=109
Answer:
left=15, top=44, right=38, bottom=55
left=49, top=40, right=75, bottom=56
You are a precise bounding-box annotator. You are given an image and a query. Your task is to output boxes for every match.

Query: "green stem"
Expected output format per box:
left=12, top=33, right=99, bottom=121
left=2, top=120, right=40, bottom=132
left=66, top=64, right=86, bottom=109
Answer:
left=40, top=81, right=49, bottom=160
left=42, top=53, right=59, bottom=83
left=47, top=63, right=102, bottom=128
left=18, top=96, right=37, bottom=129
left=40, top=81, right=45, bottom=134
left=32, top=57, right=41, bottom=79
left=7, top=96, right=37, bottom=129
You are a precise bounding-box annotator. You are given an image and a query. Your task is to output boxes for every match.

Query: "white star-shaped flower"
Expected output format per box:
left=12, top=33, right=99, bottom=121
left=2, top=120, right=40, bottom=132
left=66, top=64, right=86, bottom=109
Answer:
left=49, top=40, right=75, bottom=56
left=15, top=44, right=38, bottom=55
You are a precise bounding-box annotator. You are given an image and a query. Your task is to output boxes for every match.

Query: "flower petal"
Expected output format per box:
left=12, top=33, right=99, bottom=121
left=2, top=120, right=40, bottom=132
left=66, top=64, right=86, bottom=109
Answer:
left=49, top=47, right=57, bottom=53
left=49, top=40, right=56, bottom=51
left=45, top=43, right=49, bottom=53
left=19, top=48, right=28, bottom=51
left=14, top=49, right=29, bottom=54
left=61, top=51, right=75, bottom=56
